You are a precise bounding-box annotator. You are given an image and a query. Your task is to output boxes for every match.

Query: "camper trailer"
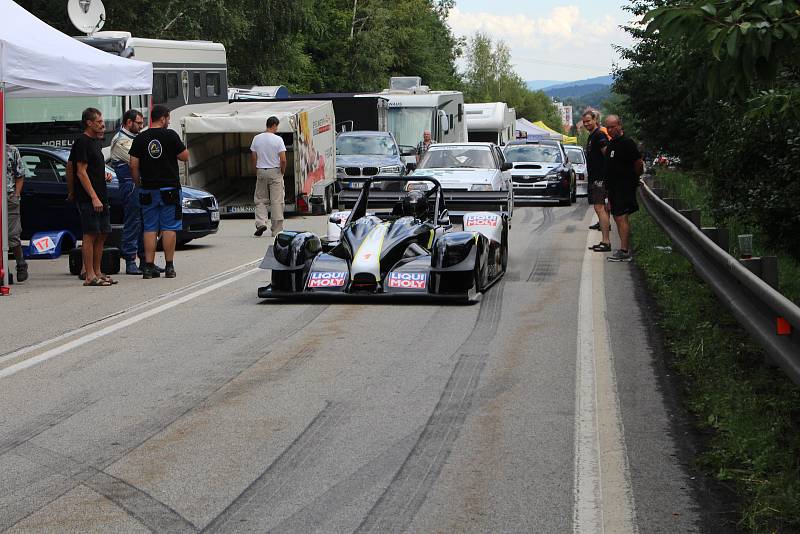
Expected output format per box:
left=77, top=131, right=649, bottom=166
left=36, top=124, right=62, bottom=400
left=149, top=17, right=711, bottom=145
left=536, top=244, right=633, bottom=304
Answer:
left=169, top=100, right=337, bottom=216
left=364, top=77, right=466, bottom=157
left=465, top=102, right=517, bottom=146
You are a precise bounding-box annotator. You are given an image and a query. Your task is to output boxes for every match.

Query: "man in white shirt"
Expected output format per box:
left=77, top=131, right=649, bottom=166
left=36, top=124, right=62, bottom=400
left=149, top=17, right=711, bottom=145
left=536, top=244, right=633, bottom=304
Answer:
left=250, top=116, right=287, bottom=236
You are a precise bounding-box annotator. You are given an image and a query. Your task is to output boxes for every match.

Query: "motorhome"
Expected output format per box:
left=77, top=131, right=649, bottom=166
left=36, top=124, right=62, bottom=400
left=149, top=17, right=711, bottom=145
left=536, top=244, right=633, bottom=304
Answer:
left=6, top=32, right=228, bottom=147
left=363, top=77, right=466, bottom=156
left=465, top=102, right=517, bottom=146
left=168, top=100, right=337, bottom=216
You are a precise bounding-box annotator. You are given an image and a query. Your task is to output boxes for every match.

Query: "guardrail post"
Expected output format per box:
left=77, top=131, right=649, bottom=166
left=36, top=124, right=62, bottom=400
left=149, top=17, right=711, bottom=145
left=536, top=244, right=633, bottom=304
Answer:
left=679, top=209, right=701, bottom=228
left=701, top=227, right=730, bottom=253
left=739, top=256, right=779, bottom=289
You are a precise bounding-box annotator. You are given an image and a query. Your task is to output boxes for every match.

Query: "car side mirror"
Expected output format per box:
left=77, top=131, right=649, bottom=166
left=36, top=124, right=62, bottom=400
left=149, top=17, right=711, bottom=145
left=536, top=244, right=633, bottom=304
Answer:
left=500, top=162, right=512, bottom=171
left=406, top=162, right=417, bottom=172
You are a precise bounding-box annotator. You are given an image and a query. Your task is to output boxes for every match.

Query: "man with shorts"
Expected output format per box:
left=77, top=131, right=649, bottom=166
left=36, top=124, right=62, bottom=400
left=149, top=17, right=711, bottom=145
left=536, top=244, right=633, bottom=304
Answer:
left=69, top=108, right=114, bottom=286
left=129, top=105, right=189, bottom=279
left=582, top=110, right=611, bottom=252
left=604, top=114, right=644, bottom=262
left=250, top=116, right=286, bottom=237
left=110, top=109, right=145, bottom=274
left=5, top=136, right=29, bottom=282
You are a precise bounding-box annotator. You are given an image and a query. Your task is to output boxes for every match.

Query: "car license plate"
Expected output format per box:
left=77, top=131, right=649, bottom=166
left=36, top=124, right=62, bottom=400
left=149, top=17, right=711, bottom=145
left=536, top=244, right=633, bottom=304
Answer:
left=211, top=211, right=220, bottom=222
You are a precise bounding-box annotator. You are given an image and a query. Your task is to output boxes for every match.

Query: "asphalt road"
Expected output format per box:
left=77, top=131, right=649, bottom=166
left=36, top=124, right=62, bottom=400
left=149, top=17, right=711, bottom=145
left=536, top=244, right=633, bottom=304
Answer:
left=0, top=207, right=712, bottom=533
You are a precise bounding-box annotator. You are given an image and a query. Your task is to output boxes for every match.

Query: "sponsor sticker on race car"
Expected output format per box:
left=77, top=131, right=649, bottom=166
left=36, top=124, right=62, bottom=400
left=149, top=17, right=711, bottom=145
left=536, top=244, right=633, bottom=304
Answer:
left=387, top=272, right=427, bottom=289
left=307, top=271, right=347, bottom=288
left=464, top=214, right=499, bottom=227
left=32, top=236, right=57, bottom=253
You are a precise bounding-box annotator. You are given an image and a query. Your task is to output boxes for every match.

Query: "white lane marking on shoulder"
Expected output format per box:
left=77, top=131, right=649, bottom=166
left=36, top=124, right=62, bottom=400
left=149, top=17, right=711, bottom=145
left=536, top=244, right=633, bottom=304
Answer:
left=574, top=231, right=638, bottom=533
left=0, top=267, right=259, bottom=380
left=0, top=259, right=260, bottom=367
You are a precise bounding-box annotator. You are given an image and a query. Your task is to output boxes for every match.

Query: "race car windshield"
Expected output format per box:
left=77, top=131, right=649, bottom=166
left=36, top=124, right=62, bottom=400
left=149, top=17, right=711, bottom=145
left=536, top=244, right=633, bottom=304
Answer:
left=336, top=135, right=398, bottom=156
left=418, top=146, right=495, bottom=169
left=565, top=148, right=585, bottom=164
left=504, top=146, right=562, bottom=163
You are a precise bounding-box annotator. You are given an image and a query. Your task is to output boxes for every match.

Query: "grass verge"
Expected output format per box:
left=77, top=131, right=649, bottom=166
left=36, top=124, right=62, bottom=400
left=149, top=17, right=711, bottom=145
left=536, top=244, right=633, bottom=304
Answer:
left=632, top=170, right=800, bottom=532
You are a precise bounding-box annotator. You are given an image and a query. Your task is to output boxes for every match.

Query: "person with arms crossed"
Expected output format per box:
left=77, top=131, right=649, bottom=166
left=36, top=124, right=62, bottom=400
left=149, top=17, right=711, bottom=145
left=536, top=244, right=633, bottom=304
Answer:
left=416, top=129, right=435, bottom=163
left=69, top=108, right=115, bottom=286
left=129, top=105, right=189, bottom=279
left=604, top=114, right=644, bottom=262
left=110, top=109, right=145, bottom=274
left=250, top=116, right=286, bottom=237
left=583, top=110, right=611, bottom=252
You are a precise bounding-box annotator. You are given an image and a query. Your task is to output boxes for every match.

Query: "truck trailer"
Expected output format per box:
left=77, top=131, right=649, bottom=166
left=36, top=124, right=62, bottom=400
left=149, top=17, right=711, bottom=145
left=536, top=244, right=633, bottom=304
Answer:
left=169, top=100, right=337, bottom=216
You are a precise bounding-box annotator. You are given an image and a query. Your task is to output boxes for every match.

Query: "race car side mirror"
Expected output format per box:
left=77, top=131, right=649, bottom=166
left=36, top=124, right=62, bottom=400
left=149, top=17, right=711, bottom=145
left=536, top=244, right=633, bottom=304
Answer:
left=438, top=212, right=451, bottom=227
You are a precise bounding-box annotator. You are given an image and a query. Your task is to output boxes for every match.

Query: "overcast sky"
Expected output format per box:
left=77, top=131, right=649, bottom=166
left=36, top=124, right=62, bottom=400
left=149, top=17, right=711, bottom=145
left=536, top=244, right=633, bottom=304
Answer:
left=448, top=0, right=636, bottom=82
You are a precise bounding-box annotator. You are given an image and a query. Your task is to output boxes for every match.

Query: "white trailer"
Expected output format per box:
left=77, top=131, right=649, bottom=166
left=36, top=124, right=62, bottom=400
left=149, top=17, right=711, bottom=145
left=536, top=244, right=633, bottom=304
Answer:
left=169, top=100, right=337, bottom=215
left=465, top=102, right=517, bottom=146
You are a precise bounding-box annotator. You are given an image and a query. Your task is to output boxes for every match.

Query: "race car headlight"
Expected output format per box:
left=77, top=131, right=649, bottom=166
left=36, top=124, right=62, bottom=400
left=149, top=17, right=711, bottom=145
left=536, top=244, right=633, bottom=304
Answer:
left=379, top=165, right=403, bottom=175
left=469, top=184, right=493, bottom=191
left=182, top=197, right=203, bottom=210
left=545, top=172, right=561, bottom=182
left=406, top=181, right=431, bottom=191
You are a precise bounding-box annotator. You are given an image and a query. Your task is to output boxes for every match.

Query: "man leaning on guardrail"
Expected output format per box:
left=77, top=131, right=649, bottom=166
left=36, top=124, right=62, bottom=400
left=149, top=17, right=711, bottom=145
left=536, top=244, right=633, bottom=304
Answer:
left=604, top=114, right=644, bottom=262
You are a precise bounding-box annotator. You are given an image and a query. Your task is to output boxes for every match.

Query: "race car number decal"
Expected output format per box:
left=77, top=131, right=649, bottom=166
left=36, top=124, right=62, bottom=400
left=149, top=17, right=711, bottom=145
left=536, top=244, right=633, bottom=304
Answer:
left=32, top=236, right=57, bottom=253
left=387, top=272, right=427, bottom=289
left=307, top=271, right=347, bottom=288
left=464, top=214, right=499, bottom=227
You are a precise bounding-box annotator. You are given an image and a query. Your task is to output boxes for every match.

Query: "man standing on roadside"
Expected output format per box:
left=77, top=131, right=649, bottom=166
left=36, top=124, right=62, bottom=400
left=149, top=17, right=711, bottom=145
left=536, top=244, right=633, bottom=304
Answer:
left=5, top=134, right=29, bottom=283
left=583, top=110, right=611, bottom=252
left=416, top=130, right=435, bottom=163
left=250, top=116, right=286, bottom=237
left=604, top=114, right=644, bottom=262
left=110, top=109, right=145, bottom=274
left=129, top=105, right=189, bottom=279
left=69, top=108, right=114, bottom=286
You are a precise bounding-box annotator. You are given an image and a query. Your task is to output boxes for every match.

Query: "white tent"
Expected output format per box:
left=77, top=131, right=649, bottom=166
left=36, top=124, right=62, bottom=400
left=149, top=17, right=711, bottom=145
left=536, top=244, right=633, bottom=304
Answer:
left=515, top=118, right=561, bottom=140
left=1, top=0, right=152, bottom=289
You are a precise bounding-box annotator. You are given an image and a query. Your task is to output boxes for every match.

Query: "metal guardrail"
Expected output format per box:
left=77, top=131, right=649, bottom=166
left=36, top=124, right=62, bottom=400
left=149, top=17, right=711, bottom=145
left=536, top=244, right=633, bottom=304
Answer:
left=638, top=181, right=800, bottom=385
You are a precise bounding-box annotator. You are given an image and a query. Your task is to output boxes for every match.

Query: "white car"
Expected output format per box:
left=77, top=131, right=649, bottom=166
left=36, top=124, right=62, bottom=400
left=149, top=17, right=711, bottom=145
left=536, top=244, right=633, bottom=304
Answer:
left=564, top=145, right=588, bottom=197
left=410, top=143, right=512, bottom=191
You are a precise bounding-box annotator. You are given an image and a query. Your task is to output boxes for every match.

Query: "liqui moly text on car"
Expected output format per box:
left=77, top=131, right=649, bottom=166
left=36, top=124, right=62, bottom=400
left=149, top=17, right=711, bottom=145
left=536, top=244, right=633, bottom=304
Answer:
left=463, top=212, right=503, bottom=242
left=387, top=272, right=427, bottom=289
left=307, top=271, right=347, bottom=288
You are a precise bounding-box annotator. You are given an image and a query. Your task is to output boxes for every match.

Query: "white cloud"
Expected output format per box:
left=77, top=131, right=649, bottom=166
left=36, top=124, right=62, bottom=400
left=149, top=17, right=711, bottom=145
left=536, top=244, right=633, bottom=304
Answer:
left=448, top=5, right=633, bottom=80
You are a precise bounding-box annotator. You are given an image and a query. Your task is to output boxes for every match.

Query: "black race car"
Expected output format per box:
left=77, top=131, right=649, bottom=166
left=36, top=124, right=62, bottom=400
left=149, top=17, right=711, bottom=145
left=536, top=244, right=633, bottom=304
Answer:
left=258, top=177, right=508, bottom=301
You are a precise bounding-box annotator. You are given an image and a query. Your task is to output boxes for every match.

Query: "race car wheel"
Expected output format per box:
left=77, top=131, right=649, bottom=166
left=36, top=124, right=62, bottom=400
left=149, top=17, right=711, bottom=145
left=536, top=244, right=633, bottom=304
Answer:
left=500, top=224, right=508, bottom=271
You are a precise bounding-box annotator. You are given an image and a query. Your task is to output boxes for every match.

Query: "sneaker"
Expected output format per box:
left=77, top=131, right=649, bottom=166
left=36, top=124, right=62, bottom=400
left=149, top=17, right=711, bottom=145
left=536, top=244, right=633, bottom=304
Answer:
left=142, top=264, right=161, bottom=279
left=254, top=225, right=268, bottom=237
left=164, top=265, right=176, bottom=278
left=154, top=264, right=166, bottom=273
left=15, top=263, right=28, bottom=283
left=125, top=259, right=142, bottom=275
left=589, top=222, right=600, bottom=230
left=607, top=249, right=632, bottom=262
left=589, top=242, right=611, bottom=252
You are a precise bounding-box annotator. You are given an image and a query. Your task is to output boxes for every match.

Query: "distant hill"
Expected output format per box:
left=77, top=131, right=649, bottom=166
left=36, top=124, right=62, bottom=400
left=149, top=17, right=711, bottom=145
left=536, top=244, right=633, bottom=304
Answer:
left=545, top=83, right=610, bottom=100
left=526, top=79, right=567, bottom=91
left=542, top=75, right=613, bottom=91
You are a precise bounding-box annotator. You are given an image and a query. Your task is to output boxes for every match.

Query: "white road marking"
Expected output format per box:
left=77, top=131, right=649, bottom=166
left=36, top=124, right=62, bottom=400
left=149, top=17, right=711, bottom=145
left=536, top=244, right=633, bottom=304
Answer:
left=574, top=231, right=638, bottom=533
left=0, top=266, right=259, bottom=379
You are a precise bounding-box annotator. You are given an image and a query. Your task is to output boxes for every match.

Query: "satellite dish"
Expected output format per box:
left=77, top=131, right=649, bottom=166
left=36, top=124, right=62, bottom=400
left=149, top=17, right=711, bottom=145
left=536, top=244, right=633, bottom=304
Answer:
left=67, top=0, right=106, bottom=35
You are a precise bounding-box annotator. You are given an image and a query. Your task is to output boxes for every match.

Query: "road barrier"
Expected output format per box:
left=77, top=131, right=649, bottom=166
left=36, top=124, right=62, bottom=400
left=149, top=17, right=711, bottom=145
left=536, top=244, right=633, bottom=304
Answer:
left=638, top=180, right=800, bottom=385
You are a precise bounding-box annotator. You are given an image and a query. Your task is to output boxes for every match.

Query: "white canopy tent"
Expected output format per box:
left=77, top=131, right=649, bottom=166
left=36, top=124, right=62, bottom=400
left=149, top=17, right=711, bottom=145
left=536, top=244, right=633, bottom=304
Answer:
left=515, top=118, right=561, bottom=140
left=1, top=0, right=152, bottom=289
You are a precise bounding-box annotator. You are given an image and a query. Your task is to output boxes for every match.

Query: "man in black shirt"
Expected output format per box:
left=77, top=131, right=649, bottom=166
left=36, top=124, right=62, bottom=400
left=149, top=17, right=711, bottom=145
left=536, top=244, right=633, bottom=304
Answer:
left=604, top=115, right=644, bottom=262
left=69, top=107, right=114, bottom=286
left=129, top=105, right=189, bottom=279
left=582, top=110, right=611, bottom=252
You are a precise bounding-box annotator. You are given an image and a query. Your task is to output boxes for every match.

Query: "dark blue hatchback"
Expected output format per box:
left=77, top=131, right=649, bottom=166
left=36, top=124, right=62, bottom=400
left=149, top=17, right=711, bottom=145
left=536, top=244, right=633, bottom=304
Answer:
left=17, top=145, right=220, bottom=246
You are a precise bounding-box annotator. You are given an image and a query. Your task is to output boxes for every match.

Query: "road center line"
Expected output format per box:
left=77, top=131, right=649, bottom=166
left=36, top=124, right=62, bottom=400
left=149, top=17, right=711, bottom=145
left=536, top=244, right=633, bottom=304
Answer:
left=0, top=266, right=259, bottom=379
left=574, top=231, right=638, bottom=533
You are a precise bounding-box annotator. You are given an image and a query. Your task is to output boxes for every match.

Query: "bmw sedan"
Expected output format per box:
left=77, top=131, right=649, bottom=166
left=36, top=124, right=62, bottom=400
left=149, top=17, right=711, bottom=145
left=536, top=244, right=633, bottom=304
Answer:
left=503, top=140, right=576, bottom=205
left=17, top=145, right=220, bottom=246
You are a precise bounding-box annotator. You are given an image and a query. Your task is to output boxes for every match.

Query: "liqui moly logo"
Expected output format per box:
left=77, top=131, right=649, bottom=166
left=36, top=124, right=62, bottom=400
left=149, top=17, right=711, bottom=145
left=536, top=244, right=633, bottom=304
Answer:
left=307, top=271, right=347, bottom=288
left=387, top=272, right=427, bottom=289
left=464, top=214, right=499, bottom=227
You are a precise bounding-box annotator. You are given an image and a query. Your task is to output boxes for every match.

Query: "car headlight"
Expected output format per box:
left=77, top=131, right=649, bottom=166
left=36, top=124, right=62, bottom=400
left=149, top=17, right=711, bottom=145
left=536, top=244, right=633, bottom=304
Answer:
left=379, top=165, right=403, bottom=175
left=406, top=181, right=431, bottom=191
left=545, top=172, right=561, bottom=182
left=182, top=197, right=203, bottom=209
left=470, top=184, right=493, bottom=191
left=336, top=167, right=345, bottom=175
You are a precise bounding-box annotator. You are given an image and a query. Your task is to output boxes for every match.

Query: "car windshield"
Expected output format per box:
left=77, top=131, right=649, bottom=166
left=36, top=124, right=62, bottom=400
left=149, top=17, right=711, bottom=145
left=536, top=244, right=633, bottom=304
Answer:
left=418, top=146, right=495, bottom=169
left=565, top=148, right=585, bottom=164
left=504, top=145, right=562, bottom=163
left=337, top=135, right=397, bottom=156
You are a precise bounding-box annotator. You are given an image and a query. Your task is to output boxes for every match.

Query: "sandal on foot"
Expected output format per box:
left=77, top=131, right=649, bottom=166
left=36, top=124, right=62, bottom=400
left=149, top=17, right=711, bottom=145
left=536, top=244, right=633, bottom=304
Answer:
left=589, top=242, right=611, bottom=252
left=83, top=277, right=112, bottom=287
left=100, top=275, right=119, bottom=285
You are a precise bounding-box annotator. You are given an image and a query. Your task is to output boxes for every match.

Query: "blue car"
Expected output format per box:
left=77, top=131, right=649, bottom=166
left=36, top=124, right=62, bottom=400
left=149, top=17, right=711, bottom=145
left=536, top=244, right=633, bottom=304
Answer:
left=335, top=131, right=406, bottom=190
left=17, top=145, right=219, bottom=246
